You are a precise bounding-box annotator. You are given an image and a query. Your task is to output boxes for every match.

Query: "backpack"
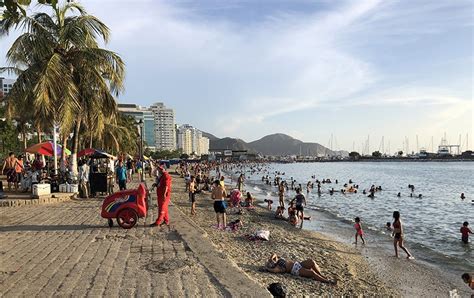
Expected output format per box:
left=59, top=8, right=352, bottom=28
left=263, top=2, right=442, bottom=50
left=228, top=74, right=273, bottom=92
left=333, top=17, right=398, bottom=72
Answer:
left=268, top=282, right=286, bottom=297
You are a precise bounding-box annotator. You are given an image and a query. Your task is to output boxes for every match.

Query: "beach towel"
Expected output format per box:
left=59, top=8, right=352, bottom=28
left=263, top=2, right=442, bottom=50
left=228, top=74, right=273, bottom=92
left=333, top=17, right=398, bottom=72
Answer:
left=255, top=230, right=270, bottom=241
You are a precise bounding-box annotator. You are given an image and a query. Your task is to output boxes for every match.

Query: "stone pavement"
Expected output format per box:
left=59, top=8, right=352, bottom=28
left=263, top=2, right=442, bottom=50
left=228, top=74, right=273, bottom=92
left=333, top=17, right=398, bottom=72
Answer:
left=0, top=179, right=269, bottom=297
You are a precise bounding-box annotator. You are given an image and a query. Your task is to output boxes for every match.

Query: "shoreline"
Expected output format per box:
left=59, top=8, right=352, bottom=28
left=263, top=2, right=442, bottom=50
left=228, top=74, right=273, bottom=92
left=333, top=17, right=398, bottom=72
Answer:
left=221, top=170, right=472, bottom=296
left=171, top=173, right=399, bottom=296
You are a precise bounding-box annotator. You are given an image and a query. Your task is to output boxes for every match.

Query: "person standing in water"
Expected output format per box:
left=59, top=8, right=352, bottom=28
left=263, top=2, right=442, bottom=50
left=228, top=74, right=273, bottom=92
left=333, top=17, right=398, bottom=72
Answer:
left=278, top=181, right=286, bottom=208
left=392, top=211, right=414, bottom=259
left=237, top=173, right=245, bottom=192
left=354, top=217, right=366, bottom=245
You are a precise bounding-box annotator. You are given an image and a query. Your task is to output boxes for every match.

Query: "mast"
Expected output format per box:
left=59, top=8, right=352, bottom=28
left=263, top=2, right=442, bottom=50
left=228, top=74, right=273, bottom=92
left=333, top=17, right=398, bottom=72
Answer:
left=416, top=135, right=419, bottom=153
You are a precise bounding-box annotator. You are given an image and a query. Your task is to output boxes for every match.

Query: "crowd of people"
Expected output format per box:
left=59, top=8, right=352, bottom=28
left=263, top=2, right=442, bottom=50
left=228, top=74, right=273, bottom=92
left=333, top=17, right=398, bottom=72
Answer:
left=172, top=160, right=472, bottom=291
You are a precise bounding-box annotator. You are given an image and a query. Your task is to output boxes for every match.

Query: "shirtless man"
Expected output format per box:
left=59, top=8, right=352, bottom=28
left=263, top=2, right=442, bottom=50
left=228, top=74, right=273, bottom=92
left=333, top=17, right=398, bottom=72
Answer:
left=2, top=152, right=18, bottom=191
left=212, top=180, right=227, bottom=229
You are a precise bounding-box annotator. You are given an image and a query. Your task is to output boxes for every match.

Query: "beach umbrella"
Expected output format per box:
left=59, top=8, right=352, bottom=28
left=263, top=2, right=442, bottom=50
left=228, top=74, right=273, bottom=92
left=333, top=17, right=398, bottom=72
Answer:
left=25, top=141, right=71, bottom=157
left=78, top=148, right=116, bottom=159
left=143, top=155, right=150, bottom=160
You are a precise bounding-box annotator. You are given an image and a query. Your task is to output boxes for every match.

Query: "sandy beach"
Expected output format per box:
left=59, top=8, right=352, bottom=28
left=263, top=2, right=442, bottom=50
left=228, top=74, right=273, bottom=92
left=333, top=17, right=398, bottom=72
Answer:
left=171, top=172, right=398, bottom=296
left=169, top=169, right=472, bottom=297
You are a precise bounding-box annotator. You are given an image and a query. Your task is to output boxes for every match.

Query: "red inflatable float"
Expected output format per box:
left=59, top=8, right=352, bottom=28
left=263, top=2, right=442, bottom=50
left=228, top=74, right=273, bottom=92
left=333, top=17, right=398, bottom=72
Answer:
left=101, top=183, right=147, bottom=229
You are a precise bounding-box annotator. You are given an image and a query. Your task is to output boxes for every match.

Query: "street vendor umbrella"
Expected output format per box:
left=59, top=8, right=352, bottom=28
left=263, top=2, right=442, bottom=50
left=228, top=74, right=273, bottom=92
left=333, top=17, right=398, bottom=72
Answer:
left=78, top=148, right=116, bottom=159
left=25, top=141, right=71, bottom=157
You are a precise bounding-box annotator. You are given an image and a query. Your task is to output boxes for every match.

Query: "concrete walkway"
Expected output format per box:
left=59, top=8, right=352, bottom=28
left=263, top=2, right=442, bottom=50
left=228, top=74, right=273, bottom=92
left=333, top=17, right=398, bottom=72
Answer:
left=0, top=179, right=269, bottom=297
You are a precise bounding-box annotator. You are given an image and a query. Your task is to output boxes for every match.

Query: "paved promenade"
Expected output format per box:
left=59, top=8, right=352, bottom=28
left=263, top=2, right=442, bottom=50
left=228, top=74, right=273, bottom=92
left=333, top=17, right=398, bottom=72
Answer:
left=0, top=179, right=269, bottom=297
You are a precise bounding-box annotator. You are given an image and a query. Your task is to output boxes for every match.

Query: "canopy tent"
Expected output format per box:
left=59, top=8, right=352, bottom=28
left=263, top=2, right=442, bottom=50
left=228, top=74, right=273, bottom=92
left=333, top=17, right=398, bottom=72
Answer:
left=78, top=148, right=116, bottom=159
left=25, top=141, right=71, bottom=157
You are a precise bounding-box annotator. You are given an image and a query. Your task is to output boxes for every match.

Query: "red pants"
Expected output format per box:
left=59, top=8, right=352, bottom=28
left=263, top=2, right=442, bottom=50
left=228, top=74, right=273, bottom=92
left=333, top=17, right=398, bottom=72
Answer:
left=155, top=195, right=170, bottom=225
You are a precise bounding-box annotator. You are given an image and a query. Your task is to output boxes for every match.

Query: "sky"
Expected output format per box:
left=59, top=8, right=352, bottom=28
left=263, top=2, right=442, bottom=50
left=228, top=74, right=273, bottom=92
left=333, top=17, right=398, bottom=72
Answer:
left=1, top=0, right=473, bottom=153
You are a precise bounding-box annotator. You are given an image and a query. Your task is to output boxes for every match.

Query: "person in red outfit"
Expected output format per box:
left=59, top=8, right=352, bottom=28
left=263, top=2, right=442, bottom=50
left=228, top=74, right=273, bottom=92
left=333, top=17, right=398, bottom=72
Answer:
left=150, top=165, right=172, bottom=227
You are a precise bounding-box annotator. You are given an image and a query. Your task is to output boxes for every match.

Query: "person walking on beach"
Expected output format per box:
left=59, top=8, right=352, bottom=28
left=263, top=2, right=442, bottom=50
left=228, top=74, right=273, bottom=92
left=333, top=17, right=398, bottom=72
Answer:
left=291, top=188, right=306, bottom=229
left=14, top=155, right=24, bottom=191
left=115, top=160, right=127, bottom=190
left=237, top=173, right=245, bottom=192
left=78, top=160, right=90, bottom=199
left=354, top=217, right=366, bottom=245
left=278, top=181, right=286, bottom=208
left=150, top=165, right=172, bottom=227
left=211, top=180, right=227, bottom=229
left=460, top=222, right=472, bottom=244
left=392, top=211, right=414, bottom=259
left=126, top=158, right=133, bottom=182
left=1, top=152, right=18, bottom=191
left=189, top=175, right=197, bottom=215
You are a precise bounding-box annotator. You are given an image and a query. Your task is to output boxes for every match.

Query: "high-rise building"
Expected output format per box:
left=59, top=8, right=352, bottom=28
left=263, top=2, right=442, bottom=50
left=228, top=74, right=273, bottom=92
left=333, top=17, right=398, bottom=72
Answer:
left=177, top=126, right=193, bottom=155
left=177, top=124, right=209, bottom=156
left=117, top=103, right=156, bottom=151
left=150, top=102, right=176, bottom=151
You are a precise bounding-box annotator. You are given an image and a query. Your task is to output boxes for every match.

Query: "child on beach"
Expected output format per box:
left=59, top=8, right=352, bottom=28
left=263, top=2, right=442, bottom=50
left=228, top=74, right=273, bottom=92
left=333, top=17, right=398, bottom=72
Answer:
left=354, top=217, right=366, bottom=245
left=275, top=206, right=285, bottom=219
left=460, top=222, right=473, bottom=244
left=264, top=199, right=273, bottom=210
left=386, top=222, right=392, bottom=232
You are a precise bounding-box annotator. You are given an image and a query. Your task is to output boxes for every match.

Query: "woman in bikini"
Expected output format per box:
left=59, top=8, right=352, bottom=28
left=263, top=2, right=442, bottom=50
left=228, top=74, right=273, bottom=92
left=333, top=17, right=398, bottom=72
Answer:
left=392, top=211, right=414, bottom=259
left=265, top=253, right=336, bottom=284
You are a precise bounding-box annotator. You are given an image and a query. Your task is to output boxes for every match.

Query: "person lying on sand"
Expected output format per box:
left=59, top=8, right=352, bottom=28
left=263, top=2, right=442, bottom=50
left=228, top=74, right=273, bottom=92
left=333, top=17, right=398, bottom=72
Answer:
left=461, top=273, right=474, bottom=291
left=264, top=254, right=337, bottom=285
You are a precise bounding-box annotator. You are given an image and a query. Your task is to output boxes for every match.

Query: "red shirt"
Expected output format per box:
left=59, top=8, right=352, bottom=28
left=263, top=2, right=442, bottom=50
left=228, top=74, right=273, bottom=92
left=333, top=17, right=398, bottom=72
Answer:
left=157, top=172, right=172, bottom=198
left=460, top=226, right=471, bottom=237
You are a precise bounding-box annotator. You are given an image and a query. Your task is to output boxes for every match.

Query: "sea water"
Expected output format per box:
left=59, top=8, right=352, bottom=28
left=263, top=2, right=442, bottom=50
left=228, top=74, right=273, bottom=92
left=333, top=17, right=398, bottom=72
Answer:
left=227, top=162, right=473, bottom=273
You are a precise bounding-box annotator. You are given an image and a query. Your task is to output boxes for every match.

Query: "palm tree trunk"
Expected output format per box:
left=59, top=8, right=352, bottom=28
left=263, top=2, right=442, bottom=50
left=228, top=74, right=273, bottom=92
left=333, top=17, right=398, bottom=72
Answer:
left=89, top=134, right=93, bottom=148
left=70, top=117, right=82, bottom=176
left=22, top=131, right=27, bottom=150
left=36, top=125, right=42, bottom=143
left=60, top=134, right=67, bottom=173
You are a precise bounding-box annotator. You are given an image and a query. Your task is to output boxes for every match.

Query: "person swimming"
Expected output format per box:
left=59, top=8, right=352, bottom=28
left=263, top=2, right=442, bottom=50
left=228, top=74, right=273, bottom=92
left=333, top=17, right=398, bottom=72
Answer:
left=460, top=193, right=465, bottom=200
left=397, top=192, right=401, bottom=197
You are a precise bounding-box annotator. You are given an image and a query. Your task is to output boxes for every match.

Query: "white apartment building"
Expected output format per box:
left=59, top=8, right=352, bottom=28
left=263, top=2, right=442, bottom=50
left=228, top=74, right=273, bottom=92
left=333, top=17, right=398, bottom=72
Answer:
left=177, top=124, right=210, bottom=156
left=177, top=127, right=193, bottom=155
left=150, top=102, right=176, bottom=151
left=1, top=78, right=15, bottom=100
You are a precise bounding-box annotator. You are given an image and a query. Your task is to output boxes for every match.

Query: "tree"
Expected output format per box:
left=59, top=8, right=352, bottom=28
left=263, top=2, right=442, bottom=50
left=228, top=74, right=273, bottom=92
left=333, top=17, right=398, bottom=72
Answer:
left=372, top=151, right=382, bottom=158
left=349, top=151, right=360, bottom=160
left=1, top=2, right=124, bottom=174
left=0, top=106, right=21, bottom=159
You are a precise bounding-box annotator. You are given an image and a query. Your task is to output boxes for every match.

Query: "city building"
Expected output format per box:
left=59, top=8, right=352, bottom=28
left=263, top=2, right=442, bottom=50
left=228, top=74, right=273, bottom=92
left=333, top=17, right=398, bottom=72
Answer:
left=177, top=124, right=209, bottom=156
left=1, top=77, right=15, bottom=102
left=1, top=78, right=15, bottom=96
left=117, top=103, right=156, bottom=151
left=150, top=102, right=176, bottom=151
left=177, top=126, right=193, bottom=155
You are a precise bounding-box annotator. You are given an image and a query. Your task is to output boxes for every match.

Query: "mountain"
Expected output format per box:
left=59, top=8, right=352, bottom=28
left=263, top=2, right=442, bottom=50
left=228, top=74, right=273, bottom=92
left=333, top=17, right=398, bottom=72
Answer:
left=201, top=131, right=219, bottom=141
left=249, top=133, right=330, bottom=156
left=209, top=137, right=255, bottom=152
left=208, top=132, right=343, bottom=156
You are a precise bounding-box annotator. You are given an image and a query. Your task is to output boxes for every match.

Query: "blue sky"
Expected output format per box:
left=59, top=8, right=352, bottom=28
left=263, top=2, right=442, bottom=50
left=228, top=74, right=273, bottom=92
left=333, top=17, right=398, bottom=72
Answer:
left=1, top=0, right=472, bottom=153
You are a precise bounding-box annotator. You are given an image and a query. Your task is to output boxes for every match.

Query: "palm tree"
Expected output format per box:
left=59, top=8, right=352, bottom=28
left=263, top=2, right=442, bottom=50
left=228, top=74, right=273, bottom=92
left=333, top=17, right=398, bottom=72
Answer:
left=1, top=2, right=125, bottom=174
